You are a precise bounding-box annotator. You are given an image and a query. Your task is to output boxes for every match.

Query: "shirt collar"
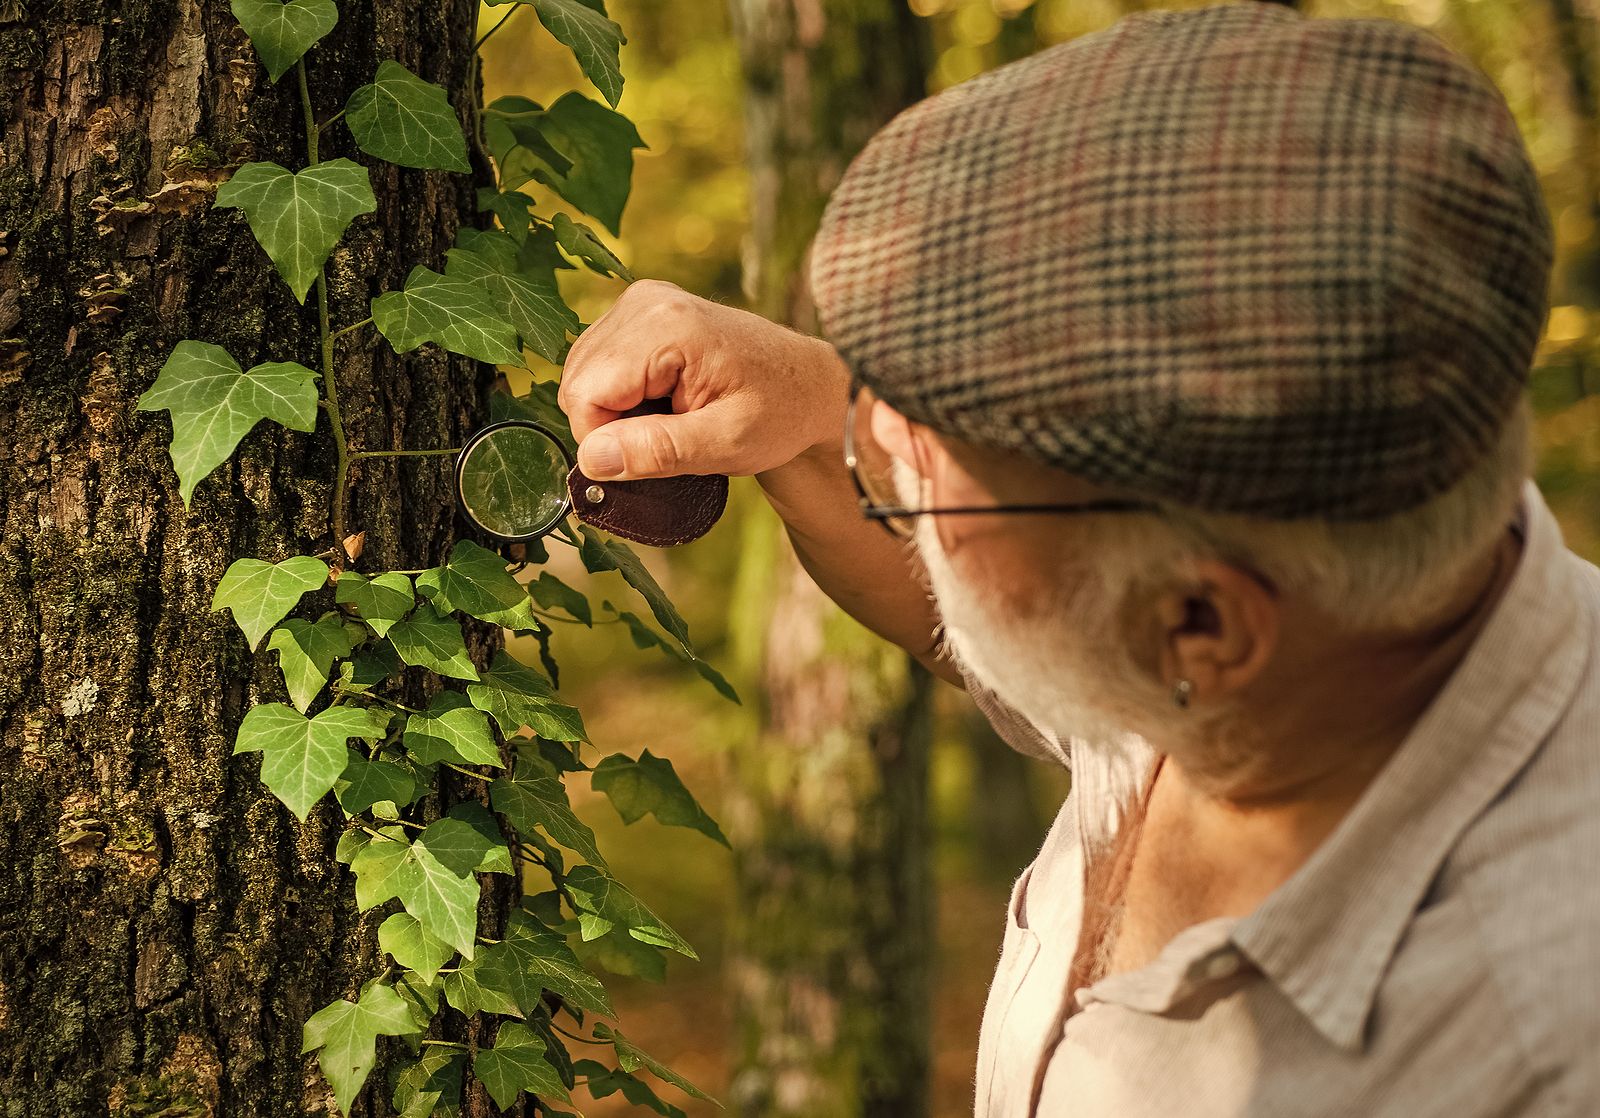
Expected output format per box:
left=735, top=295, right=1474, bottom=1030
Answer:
left=1230, top=482, right=1593, bottom=1052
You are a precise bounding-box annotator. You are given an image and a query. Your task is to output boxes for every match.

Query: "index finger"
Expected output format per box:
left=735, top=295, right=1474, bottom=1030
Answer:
left=560, top=333, right=688, bottom=443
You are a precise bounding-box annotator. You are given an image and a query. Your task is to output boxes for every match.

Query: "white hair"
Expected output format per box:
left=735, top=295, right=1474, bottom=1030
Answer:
left=1088, top=400, right=1533, bottom=633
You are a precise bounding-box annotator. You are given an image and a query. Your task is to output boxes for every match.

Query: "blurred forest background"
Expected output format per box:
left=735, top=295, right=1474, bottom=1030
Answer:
left=479, top=1, right=1600, bottom=1114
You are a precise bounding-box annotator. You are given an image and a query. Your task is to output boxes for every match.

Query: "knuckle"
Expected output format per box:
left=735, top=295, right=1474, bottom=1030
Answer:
left=633, top=423, right=679, bottom=475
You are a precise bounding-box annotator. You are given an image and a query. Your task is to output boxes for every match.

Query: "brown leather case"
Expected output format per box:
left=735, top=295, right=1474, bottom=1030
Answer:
left=567, top=398, right=729, bottom=547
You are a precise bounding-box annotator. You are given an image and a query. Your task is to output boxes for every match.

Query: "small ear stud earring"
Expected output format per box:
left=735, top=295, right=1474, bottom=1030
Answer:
left=1172, top=679, right=1193, bottom=709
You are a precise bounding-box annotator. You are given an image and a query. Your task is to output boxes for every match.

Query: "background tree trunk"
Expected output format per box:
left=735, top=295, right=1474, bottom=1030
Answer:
left=0, top=2, right=502, bottom=1114
left=723, top=3, right=935, bottom=1116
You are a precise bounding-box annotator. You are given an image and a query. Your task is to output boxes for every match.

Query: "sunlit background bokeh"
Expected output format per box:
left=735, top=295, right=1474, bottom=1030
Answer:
left=479, top=2, right=1600, bottom=1114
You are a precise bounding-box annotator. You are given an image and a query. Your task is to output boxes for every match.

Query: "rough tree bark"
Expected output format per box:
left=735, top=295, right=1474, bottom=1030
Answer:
left=723, top=3, right=935, bottom=1116
left=0, top=3, right=508, bottom=1115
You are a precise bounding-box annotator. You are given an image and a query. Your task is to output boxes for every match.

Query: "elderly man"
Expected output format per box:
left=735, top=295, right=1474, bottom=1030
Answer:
left=559, top=3, right=1599, bottom=1115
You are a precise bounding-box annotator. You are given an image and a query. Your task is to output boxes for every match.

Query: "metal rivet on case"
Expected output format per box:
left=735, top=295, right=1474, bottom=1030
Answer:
left=584, top=484, right=606, bottom=505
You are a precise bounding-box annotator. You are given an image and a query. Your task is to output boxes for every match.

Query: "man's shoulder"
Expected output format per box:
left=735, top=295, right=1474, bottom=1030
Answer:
left=1431, top=631, right=1600, bottom=1104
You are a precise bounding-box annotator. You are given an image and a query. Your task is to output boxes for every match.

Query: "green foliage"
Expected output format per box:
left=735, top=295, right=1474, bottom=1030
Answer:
left=372, top=265, right=523, bottom=364
left=446, top=228, right=579, bottom=363
left=492, top=751, right=608, bottom=867
left=596, top=1021, right=715, bottom=1102
left=232, top=0, right=337, bottom=82
left=529, top=0, right=628, bottom=108
left=334, top=571, right=414, bottom=637
left=346, top=61, right=471, bottom=172
left=212, top=556, right=330, bottom=651
left=233, top=703, right=389, bottom=821
left=135, top=5, right=738, bottom=1113
left=213, top=160, right=376, bottom=302
left=268, top=615, right=360, bottom=711
left=469, top=651, right=588, bottom=741
left=388, top=605, right=481, bottom=680
left=536, top=93, right=645, bottom=235
left=379, top=913, right=455, bottom=984
left=136, top=343, right=319, bottom=505
left=474, top=1022, right=571, bottom=1108
left=592, top=748, right=729, bottom=846
left=302, top=983, right=421, bottom=1113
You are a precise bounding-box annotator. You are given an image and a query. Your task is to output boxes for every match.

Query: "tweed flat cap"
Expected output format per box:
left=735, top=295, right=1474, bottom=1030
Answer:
left=810, top=1, right=1552, bottom=520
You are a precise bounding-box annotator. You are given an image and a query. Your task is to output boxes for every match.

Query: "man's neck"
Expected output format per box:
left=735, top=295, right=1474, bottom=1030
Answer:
left=1128, top=525, right=1524, bottom=930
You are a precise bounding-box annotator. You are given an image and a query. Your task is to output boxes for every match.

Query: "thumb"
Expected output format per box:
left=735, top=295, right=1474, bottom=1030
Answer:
left=576, top=408, right=735, bottom=481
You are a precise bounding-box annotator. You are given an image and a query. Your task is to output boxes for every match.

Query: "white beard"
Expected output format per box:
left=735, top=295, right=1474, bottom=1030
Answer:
left=907, top=481, right=1145, bottom=765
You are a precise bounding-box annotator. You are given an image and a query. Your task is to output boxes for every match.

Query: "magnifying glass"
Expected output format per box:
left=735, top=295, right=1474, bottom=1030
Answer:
left=454, top=420, right=574, bottom=542
left=453, top=399, right=728, bottom=547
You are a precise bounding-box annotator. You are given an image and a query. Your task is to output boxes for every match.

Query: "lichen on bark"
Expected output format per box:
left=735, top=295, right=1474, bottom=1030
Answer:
left=0, top=2, right=507, bottom=1114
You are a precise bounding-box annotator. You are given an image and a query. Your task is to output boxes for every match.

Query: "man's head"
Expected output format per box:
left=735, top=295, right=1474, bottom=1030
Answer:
left=812, top=3, right=1552, bottom=769
left=867, top=391, right=1528, bottom=766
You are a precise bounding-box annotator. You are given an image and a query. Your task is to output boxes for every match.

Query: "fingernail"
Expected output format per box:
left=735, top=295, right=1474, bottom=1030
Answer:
left=582, top=435, right=623, bottom=480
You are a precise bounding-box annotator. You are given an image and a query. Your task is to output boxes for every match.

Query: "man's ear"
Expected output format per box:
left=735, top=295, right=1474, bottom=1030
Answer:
left=1155, top=560, right=1279, bottom=706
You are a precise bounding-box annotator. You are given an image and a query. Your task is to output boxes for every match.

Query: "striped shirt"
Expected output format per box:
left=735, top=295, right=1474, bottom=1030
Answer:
left=965, top=482, right=1600, bottom=1117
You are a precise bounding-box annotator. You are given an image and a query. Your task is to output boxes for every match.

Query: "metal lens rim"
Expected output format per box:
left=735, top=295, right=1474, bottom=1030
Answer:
left=454, top=419, right=576, bottom=542
left=845, top=385, right=918, bottom=540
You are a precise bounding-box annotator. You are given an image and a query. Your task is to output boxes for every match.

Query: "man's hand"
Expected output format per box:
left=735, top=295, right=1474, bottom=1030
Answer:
left=557, top=279, right=957, bottom=684
left=559, top=279, right=850, bottom=481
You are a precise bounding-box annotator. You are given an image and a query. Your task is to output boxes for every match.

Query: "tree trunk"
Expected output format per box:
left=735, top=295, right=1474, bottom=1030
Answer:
left=723, top=4, right=935, bottom=1116
left=0, top=3, right=498, bottom=1115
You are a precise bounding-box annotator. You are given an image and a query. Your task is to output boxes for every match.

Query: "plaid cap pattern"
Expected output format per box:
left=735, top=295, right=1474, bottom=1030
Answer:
left=809, top=1, right=1553, bottom=521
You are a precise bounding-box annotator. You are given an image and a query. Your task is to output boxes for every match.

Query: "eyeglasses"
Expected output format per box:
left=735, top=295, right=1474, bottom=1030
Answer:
left=842, top=382, right=1159, bottom=540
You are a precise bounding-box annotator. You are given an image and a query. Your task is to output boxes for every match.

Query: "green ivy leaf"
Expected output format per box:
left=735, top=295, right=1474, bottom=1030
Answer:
left=398, top=831, right=482, bottom=959
left=231, top=0, right=337, bottom=82
left=233, top=702, right=388, bottom=820
left=137, top=342, right=318, bottom=506
left=335, top=827, right=369, bottom=865
left=267, top=614, right=358, bottom=712
left=372, top=265, right=522, bottom=364
left=476, top=1022, right=570, bottom=1110
left=346, top=60, right=470, bottom=172
left=535, top=92, right=644, bottom=235
left=379, top=912, right=456, bottom=984
left=501, top=910, right=614, bottom=1014
left=552, top=212, right=631, bottom=281
left=335, top=749, right=416, bottom=814
left=491, top=752, right=606, bottom=868
left=214, top=160, right=376, bottom=303
left=417, top=804, right=512, bottom=876
left=335, top=571, right=414, bottom=637
left=338, top=641, right=404, bottom=696
left=302, top=981, right=421, bottom=1114
left=578, top=527, right=691, bottom=648
left=416, top=540, right=539, bottom=630
left=491, top=380, right=576, bottom=458
left=563, top=865, right=695, bottom=959
left=481, top=109, right=574, bottom=199
left=401, top=693, right=501, bottom=768
left=590, top=750, right=727, bottom=847
left=605, top=602, right=739, bottom=705
left=388, top=605, right=480, bottom=680
left=574, top=925, right=667, bottom=983
left=393, top=971, right=442, bottom=1035
left=351, top=825, right=411, bottom=908
left=212, top=556, right=329, bottom=651
left=594, top=1022, right=714, bottom=1103
left=446, top=229, right=578, bottom=364
left=575, top=1060, right=686, bottom=1118
left=468, top=651, right=587, bottom=742
left=518, top=0, right=626, bottom=108
left=439, top=948, right=523, bottom=1017
left=392, top=1050, right=465, bottom=1118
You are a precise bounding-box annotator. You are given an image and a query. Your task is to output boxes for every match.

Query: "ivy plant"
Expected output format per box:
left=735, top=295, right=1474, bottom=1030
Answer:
left=135, top=2, right=735, bottom=1113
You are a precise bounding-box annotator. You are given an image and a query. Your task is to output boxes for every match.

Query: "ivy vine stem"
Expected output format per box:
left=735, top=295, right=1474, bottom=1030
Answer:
left=298, top=58, right=354, bottom=560
left=349, top=447, right=461, bottom=462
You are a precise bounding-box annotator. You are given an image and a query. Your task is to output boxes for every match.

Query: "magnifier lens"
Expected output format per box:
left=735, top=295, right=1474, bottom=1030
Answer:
left=456, top=422, right=572, bottom=540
